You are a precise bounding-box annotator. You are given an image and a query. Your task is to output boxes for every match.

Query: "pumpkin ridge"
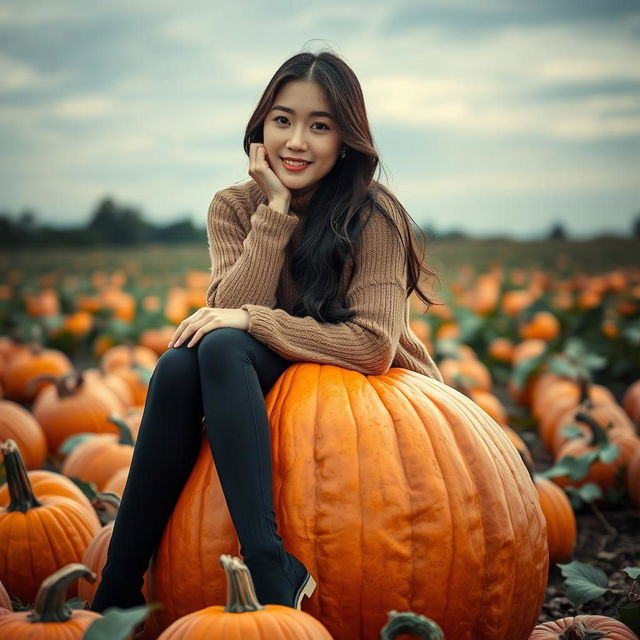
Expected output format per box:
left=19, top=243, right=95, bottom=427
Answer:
left=41, top=500, right=80, bottom=566
left=339, top=367, right=366, bottom=634
left=461, top=396, right=529, bottom=639
left=33, top=504, right=66, bottom=579
left=429, top=382, right=514, bottom=637
left=311, top=364, right=323, bottom=625
left=369, top=375, right=420, bottom=613
left=476, top=399, right=546, bottom=639
left=387, top=375, right=459, bottom=621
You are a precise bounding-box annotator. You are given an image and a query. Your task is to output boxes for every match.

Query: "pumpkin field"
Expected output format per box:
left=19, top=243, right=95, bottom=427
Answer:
left=0, top=236, right=639, bottom=640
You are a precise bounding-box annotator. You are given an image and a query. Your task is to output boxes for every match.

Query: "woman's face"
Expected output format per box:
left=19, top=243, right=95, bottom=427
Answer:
left=262, top=79, right=344, bottom=197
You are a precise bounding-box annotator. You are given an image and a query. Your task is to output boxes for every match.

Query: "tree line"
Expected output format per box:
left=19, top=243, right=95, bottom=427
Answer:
left=0, top=197, right=206, bottom=247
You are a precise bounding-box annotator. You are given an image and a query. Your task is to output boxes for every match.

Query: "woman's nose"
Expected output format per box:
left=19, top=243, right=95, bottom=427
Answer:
left=287, top=128, right=307, bottom=150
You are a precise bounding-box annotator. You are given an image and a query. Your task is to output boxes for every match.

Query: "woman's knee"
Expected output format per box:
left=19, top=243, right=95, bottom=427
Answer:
left=197, top=328, right=253, bottom=365
left=151, top=342, right=200, bottom=383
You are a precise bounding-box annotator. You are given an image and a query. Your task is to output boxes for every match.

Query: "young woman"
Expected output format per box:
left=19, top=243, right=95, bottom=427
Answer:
left=90, top=49, right=443, bottom=626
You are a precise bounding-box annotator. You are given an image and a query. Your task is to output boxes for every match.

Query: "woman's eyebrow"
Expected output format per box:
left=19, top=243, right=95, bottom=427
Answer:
left=271, top=105, right=334, bottom=120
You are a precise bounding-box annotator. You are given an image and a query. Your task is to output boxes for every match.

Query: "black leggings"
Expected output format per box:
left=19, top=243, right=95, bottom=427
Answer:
left=93, top=328, right=293, bottom=607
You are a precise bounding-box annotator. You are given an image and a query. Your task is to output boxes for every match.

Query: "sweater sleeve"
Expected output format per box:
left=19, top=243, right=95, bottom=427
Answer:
left=205, top=190, right=302, bottom=309
left=239, top=197, right=410, bottom=376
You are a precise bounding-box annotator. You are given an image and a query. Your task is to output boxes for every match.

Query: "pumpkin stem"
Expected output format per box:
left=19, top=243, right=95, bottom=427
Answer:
left=94, top=491, right=122, bottom=510
left=27, top=563, right=96, bottom=623
left=574, top=410, right=608, bottom=446
left=558, top=621, right=608, bottom=640
left=1, top=439, right=42, bottom=512
left=379, top=610, right=445, bottom=639
left=577, top=374, right=593, bottom=409
left=65, top=370, right=85, bottom=395
left=26, top=373, right=67, bottom=398
left=220, top=554, right=265, bottom=612
left=106, top=414, right=135, bottom=446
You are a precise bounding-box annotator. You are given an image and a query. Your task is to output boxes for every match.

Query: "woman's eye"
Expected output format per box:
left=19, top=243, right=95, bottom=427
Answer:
left=272, top=116, right=329, bottom=131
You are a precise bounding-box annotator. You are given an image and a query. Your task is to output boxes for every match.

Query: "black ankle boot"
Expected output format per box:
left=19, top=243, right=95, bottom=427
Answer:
left=244, top=550, right=317, bottom=610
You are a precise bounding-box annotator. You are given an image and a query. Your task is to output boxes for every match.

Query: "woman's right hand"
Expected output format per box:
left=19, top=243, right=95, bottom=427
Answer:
left=248, top=142, right=291, bottom=206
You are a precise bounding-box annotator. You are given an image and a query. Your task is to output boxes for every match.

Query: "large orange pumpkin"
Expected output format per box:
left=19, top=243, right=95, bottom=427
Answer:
left=150, top=364, right=548, bottom=640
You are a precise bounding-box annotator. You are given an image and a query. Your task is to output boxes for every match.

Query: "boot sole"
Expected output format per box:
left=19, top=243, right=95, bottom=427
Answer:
left=294, top=572, right=317, bottom=609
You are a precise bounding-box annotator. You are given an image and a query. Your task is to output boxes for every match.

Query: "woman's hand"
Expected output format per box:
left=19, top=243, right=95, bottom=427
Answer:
left=168, top=307, right=250, bottom=348
left=249, top=142, right=291, bottom=205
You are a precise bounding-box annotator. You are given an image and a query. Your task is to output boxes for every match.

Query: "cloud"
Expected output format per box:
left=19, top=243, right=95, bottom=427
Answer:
left=0, top=52, right=61, bottom=92
left=52, top=95, right=116, bottom=119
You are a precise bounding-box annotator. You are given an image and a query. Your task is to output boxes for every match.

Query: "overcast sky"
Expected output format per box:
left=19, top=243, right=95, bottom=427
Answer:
left=1, top=0, right=639, bottom=239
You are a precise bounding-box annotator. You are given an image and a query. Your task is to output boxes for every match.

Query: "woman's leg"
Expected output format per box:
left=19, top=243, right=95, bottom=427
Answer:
left=196, top=328, right=309, bottom=604
left=90, top=344, right=205, bottom=612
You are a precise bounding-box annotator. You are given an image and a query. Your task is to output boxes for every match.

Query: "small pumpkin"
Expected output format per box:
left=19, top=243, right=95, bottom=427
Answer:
left=529, top=615, right=639, bottom=639
left=0, top=440, right=101, bottom=603
left=61, top=414, right=135, bottom=491
left=0, top=564, right=101, bottom=638
left=31, top=371, right=124, bottom=456
left=156, top=554, right=334, bottom=639
left=2, top=343, right=73, bottom=403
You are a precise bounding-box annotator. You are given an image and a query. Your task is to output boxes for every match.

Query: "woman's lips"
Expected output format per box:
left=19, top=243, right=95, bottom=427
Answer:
left=281, top=158, right=312, bottom=172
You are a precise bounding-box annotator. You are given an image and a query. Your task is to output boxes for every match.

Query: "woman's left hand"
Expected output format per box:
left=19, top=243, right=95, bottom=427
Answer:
left=168, top=307, right=250, bottom=348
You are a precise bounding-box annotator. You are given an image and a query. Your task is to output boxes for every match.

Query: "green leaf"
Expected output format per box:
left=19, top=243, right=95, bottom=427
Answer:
left=511, top=349, right=547, bottom=391
left=548, top=355, right=579, bottom=380
left=576, top=482, right=602, bottom=503
left=559, top=424, right=585, bottom=440
left=83, top=603, right=160, bottom=640
left=539, top=456, right=577, bottom=479
left=58, top=433, right=96, bottom=456
left=557, top=561, right=609, bottom=607
left=623, top=567, right=640, bottom=580
left=584, top=353, right=607, bottom=371
left=70, top=477, right=98, bottom=501
left=569, top=451, right=600, bottom=481
left=598, top=442, right=620, bottom=464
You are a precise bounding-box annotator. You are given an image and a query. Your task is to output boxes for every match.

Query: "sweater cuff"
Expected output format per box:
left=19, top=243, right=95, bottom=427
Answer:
left=250, top=203, right=302, bottom=244
left=240, top=303, right=274, bottom=338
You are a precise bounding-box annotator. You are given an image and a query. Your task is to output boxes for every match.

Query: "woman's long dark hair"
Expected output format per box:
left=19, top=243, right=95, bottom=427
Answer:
left=243, top=49, right=441, bottom=323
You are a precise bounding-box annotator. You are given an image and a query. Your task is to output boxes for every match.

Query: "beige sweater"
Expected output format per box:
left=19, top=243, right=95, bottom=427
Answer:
left=205, top=179, right=443, bottom=382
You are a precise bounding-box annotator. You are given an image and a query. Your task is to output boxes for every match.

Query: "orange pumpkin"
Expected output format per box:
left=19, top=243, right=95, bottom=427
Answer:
left=0, top=399, right=47, bottom=469
left=101, top=344, right=158, bottom=374
left=31, top=371, right=124, bottom=456
left=0, top=564, right=101, bottom=638
left=529, top=615, right=639, bottom=639
left=150, top=365, right=548, bottom=640
left=2, top=344, right=73, bottom=403
left=157, top=554, right=333, bottom=639
left=0, top=468, right=100, bottom=529
left=627, top=448, right=640, bottom=507
left=533, top=476, right=576, bottom=567
left=623, top=379, right=640, bottom=424
left=61, top=415, right=134, bottom=491
left=0, top=440, right=101, bottom=603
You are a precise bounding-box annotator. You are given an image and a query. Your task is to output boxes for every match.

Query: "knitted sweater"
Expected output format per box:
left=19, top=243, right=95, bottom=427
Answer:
left=205, top=178, right=443, bottom=382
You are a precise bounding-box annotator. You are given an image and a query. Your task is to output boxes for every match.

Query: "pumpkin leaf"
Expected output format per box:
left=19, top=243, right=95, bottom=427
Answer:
left=559, top=424, right=584, bottom=440
left=70, top=476, right=98, bottom=501
left=58, top=433, right=96, bottom=456
left=597, top=442, right=620, bottom=464
left=557, top=561, right=609, bottom=607
left=618, top=603, right=640, bottom=636
left=622, top=567, right=640, bottom=581
left=83, top=603, right=160, bottom=640
left=548, top=355, right=579, bottom=380
left=564, top=483, right=602, bottom=507
left=510, top=349, right=547, bottom=391
left=542, top=452, right=598, bottom=481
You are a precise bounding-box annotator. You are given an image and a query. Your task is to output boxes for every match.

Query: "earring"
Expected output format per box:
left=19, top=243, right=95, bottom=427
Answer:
left=341, top=148, right=346, bottom=159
